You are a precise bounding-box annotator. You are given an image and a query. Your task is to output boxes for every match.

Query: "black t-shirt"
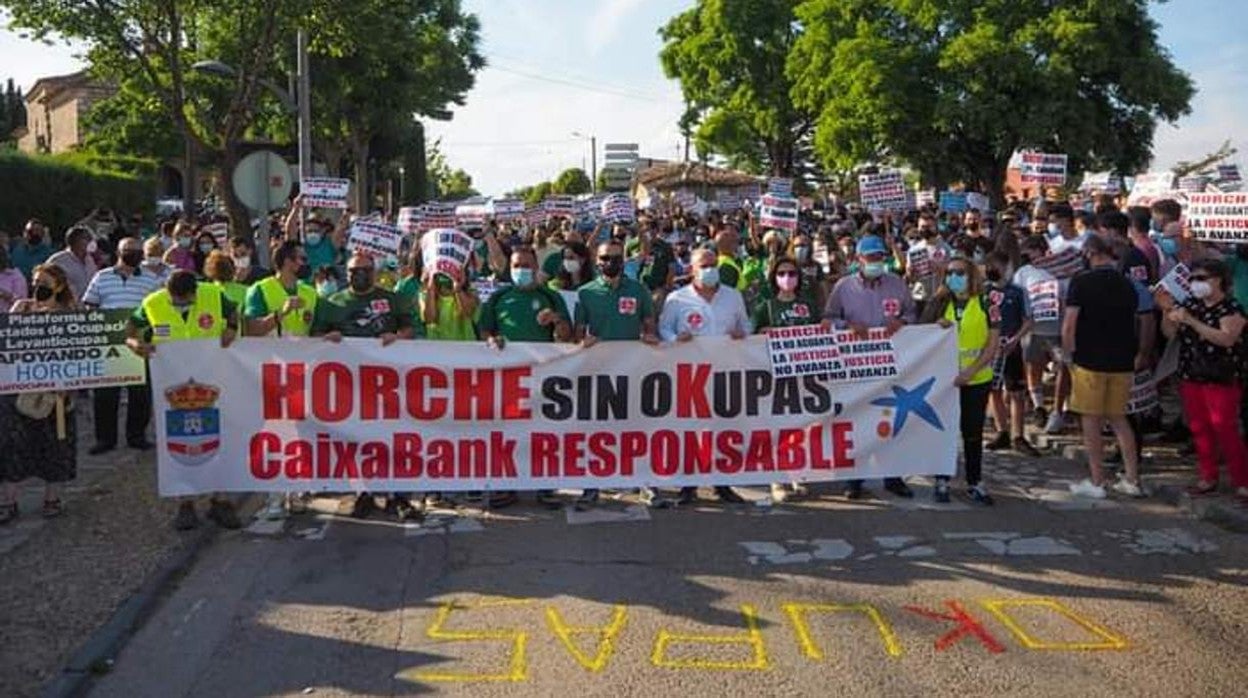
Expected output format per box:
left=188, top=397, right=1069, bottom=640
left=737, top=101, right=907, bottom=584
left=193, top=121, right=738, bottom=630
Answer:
left=1066, top=266, right=1138, bottom=372
left=1177, top=297, right=1245, bottom=383
left=1118, top=244, right=1154, bottom=285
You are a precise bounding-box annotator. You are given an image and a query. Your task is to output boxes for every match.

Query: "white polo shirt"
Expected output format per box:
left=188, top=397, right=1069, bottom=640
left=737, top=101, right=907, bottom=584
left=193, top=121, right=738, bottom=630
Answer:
left=658, top=283, right=752, bottom=342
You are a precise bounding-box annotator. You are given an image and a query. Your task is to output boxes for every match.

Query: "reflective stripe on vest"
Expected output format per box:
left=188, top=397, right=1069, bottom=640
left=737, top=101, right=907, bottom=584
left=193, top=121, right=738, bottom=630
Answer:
left=258, top=276, right=317, bottom=337
left=945, top=296, right=994, bottom=385
left=142, top=284, right=225, bottom=344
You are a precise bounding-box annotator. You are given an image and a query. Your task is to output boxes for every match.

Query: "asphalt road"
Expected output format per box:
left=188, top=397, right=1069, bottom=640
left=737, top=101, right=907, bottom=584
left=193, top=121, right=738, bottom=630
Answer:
left=90, top=470, right=1248, bottom=698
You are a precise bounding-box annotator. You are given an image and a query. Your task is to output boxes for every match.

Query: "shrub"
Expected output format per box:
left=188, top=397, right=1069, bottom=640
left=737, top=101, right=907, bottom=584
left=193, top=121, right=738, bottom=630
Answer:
left=0, top=150, right=154, bottom=243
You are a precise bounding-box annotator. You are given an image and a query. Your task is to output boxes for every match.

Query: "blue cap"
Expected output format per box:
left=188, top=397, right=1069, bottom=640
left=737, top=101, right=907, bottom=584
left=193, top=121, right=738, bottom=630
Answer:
left=856, top=235, right=887, bottom=256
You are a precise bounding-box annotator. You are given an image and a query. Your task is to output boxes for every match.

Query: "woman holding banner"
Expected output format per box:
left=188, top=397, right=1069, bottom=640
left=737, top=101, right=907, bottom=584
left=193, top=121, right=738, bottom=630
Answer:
left=0, top=265, right=80, bottom=523
left=921, top=257, right=1000, bottom=505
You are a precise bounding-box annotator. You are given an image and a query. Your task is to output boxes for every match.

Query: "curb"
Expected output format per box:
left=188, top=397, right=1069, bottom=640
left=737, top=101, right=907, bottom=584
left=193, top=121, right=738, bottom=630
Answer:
left=39, top=526, right=217, bottom=698
left=39, top=494, right=260, bottom=698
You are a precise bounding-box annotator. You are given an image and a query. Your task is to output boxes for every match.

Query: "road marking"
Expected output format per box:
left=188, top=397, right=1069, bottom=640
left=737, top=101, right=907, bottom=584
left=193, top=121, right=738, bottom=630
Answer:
left=651, top=604, right=770, bottom=670
left=904, top=601, right=1006, bottom=653
left=980, top=599, right=1128, bottom=650
left=399, top=599, right=533, bottom=683
left=245, top=518, right=285, bottom=536
left=294, top=517, right=332, bottom=540
left=545, top=605, right=628, bottom=672
left=783, top=603, right=902, bottom=658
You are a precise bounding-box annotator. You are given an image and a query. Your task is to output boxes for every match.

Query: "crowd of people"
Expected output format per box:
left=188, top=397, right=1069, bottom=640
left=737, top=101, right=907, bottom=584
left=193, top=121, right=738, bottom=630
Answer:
left=2, top=186, right=1247, bottom=531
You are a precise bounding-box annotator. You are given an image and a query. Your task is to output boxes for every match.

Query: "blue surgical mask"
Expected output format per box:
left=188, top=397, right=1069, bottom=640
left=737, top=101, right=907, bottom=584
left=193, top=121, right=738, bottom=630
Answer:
left=1159, top=237, right=1179, bottom=257
left=697, top=266, right=721, bottom=287
left=198, top=242, right=214, bottom=254
left=947, top=273, right=968, bottom=295
left=863, top=261, right=886, bottom=279
left=511, top=267, right=535, bottom=287
left=1047, top=223, right=1060, bottom=238
left=317, top=280, right=338, bottom=297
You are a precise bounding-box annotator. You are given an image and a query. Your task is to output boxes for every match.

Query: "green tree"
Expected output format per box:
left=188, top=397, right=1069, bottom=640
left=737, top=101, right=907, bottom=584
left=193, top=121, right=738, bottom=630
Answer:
left=524, top=181, right=553, bottom=206
left=789, top=0, right=1194, bottom=205
left=0, top=78, right=26, bottom=146
left=426, top=138, right=477, bottom=200
left=552, top=167, right=592, bottom=195
left=659, top=0, right=815, bottom=179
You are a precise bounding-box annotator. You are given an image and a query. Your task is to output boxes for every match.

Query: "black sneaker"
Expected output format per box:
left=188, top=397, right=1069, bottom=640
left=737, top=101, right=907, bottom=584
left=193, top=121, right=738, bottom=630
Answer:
left=206, top=500, right=241, bottom=529
left=676, top=487, right=697, bottom=506
left=350, top=493, right=377, bottom=519
left=88, top=443, right=115, bottom=456
left=884, top=479, right=914, bottom=498
left=172, top=502, right=199, bottom=531
left=574, top=489, right=600, bottom=510
left=1012, top=437, right=1041, bottom=457
left=714, top=486, right=746, bottom=504
left=127, top=439, right=154, bottom=451
left=639, top=487, right=672, bottom=509
left=967, top=486, right=995, bottom=506
left=536, top=490, right=562, bottom=509
left=845, top=482, right=867, bottom=500
left=985, top=432, right=1012, bottom=451
left=488, top=491, right=519, bottom=509
left=933, top=482, right=951, bottom=504
left=393, top=496, right=422, bottom=522
left=1105, top=448, right=1124, bottom=465
left=1031, top=406, right=1049, bottom=429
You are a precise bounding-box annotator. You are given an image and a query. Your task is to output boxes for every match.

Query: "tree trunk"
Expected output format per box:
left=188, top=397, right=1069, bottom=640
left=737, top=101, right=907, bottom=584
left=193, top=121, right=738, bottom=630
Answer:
left=182, top=136, right=198, bottom=217
left=219, top=142, right=252, bottom=246
left=351, top=137, right=371, bottom=213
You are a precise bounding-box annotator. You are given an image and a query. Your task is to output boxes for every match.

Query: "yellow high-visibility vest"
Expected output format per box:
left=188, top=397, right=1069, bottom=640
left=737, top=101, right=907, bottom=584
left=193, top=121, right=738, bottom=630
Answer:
left=945, top=295, right=994, bottom=385
left=141, top=284, right=226, bottom=344
left=257, top=276, right=318, bottom=337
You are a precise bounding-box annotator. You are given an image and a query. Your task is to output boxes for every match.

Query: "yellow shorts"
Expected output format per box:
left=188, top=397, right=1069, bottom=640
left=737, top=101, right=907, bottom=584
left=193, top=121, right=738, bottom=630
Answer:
left=1069, top=366, right=1132, bottom=417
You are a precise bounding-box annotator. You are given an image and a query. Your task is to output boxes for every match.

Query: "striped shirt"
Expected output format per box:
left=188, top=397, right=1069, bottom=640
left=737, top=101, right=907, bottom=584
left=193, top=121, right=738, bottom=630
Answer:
left=82, top=266, right=164, bottom=310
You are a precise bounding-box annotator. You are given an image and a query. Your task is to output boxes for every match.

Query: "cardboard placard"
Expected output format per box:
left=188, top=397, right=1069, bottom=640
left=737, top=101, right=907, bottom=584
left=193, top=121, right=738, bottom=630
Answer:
left=1019, top=152, right=1067, bottom=186
left=418, top=203, right=456, bottom=232
left=1081, top=172, right=1123, bottom=194
left=859, top=172, right=908, bottom=211
left=1027, top=279, right=1061, bottom=322
left=301, top=177, right=351, bottom=209
left=544, top=195, right=576, bottom=218
left=939, top=191, right=968, bottom=213
left=1127, top=172, right=1177, bottom=206
left=1186, top=193, right=1248, bottom=242
left=420, top=228, right=474, bottom=279
left=348, top=219, right=402, bottom=258
left=759, top=194, right=799, bottom=232
left=907, top=247, right=932, bottom=279
left=1154, top=263, right=1191, bottom=303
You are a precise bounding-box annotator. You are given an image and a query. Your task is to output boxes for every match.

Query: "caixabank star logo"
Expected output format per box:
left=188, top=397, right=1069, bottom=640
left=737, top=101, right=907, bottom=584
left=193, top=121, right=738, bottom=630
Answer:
left=164, top=379, right=221, bottom=466
left=870, top=377, right=945, bottom=439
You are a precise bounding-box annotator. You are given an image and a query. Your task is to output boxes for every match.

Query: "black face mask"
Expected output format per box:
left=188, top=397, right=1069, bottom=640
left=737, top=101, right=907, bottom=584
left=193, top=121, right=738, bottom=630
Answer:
left=120, top=251, right=144, bottom=268
left=598, top=258, right=623, bottom=279
left=34, top=285, right=54, bottom=302
left=296, top=263, right=311, bottom=279
left=349, top=269, right=373, bottom=292
left=985, top=268, right=1002, bottom=283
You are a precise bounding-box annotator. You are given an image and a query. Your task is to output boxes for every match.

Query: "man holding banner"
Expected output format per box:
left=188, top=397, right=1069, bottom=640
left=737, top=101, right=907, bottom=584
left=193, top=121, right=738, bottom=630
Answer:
left=311, top=252, right=419, bottom=521
left=126, top=270, right=242, bottom=531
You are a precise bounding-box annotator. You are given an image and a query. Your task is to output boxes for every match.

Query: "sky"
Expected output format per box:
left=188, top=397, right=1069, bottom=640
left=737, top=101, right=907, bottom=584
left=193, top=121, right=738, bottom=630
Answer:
left=2, top=0, right=1245, bottom=196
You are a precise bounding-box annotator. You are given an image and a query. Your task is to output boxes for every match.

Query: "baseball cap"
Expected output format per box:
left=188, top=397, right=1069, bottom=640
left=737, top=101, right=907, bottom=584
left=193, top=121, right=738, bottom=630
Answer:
left=856, top=235, right=887, bottom=256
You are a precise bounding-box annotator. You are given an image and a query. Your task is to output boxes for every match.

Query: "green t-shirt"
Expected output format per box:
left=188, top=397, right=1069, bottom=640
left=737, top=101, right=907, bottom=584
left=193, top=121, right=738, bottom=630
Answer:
left=541, top=249, right=566, bottom=280
left=751, top=297, right=821, bottom=331
left=718, top=256, right=742, bottom=290
left=421, top=291, right=478, bottom=341
left=640, top=240, right=676, bottom=292
left=304, top=234, right=339, bottom=274
left=479, top=285, right=569, bottom=342
left=1226, top=254, right=1248, bottom=311
left=573, top=276, right=654, bottom=341
left=310, top=288, right=415, bottom=338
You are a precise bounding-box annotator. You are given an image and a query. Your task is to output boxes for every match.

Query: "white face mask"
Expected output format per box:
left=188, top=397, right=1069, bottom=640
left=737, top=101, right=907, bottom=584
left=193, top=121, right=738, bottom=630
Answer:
left=234, top=256, right=251, bottom=270
left=1190, top=280, right=1213, bottom=299
left=563, top=259, right=582, bottom=274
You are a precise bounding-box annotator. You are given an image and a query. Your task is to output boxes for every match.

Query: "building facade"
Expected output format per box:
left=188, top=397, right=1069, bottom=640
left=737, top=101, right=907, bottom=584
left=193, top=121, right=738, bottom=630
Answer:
left=15, top=70, right=115, bottom=155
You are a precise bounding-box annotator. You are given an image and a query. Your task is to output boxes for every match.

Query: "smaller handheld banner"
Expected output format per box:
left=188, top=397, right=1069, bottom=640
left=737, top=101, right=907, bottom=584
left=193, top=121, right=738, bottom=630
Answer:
left=1154, top=263, right=1191, bottom=303
left=1178, top=175, right=1209, bottom=194
left=1186, top=193, right=1248, bottom=242
left=301, top=178, right=351, bottom=209
left=397, top=207, right=422, bottom=236
left=938, top=191, right=968, bottom=213
left=203, top=222, right=229, bottom=246
left=759, top=194, right=799, bottom=231
left=1127, top=172, right=1176, bottom=206
left=1026, top=280, right=1061, bottom=322
left=488, top=198, right=525, bottom=222
left=348, top=219, right=402, bottom=259
left=601, top=194, right=636, bottom=223
left=767, top=325, right=899, bottom=382
left=420, top=228, right=474, bottom=279
left=907, top=247, right=932, bottom=279
left=859, top=172, right=908, bottom=210
left=1081, top=172, right=1123, bottom=194
left=417, top=203, right=457, bottom=232
left=544, top=195, right=576, bottom=218
left=767, top=177, right=794, bottom=196
left=1126, top=370, right=1159, bottom=416
left=0, top=310, right=146, bottom=394
left=1019, top=152, right=1068, bottom=186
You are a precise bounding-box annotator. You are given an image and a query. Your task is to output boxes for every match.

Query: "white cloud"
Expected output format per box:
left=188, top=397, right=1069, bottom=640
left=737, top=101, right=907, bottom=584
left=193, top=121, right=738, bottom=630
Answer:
left=586, top=0, right=648, bottom=54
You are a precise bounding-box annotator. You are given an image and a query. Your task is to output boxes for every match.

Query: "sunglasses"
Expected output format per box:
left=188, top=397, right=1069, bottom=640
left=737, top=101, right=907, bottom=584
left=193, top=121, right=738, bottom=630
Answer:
left=776, top=270, right=798, bottom=278
left=1189, top=274, right=1211, bottom=282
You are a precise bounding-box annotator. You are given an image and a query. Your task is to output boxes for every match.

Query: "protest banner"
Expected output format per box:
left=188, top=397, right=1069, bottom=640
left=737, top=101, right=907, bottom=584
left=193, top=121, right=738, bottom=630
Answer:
left=489, top=198, right=526, bottom=222
left=1185, top=193, right=1248, bottom=242
left=1036, top=247, right=1084, bottom=280
left=472, top=278, right=508, bottom=303
left=907, top=247, right=932, bottom=279
left=1026, top=279, right=1061, bottom=322
left=766, top=326, right=899, bottom=383
left=454, top=202, right=488, bottom=229
left=203, top=222, right=229, bottom=246
left=544, top=195, right=576, bottom=218
left=759, top=194, right=799, bottom=232
left=397, top=207, right=422, bottom=236
left=1127, top=171, right=1176, bottom=206
left=301, top=177, right=352, bottom=209
left=859, top=172, right=908, bottom=210
left=1126, top=370, right=1159, bottom=416
left=938, top=191, right=968, bottom=213
left=1178, top=175, right=1209, bottom=194
left=0, top=309, right=146, bottom=394
left=768, top=177, right=794, bottom=196
left=524, top=204, right=546, bottom=227
left=1218, top=164, right=1241, bottom=183
left=601, top=194, right=636, bottom=223
left=738, top=183, right=763, bottom=201
left=1081, top=172, right=1122, bottom=194
left=347, top=219, right=402, bottom=259
left=916, top=190, right=936, bottom=208
left=418, top=203, right=456, bottom=232
left=420, top=228, right=474, bottom=279
left=150, top=328, right=958, bottom=495
left=1154, top=263, right=1191, bottom=303
left=965, top=192, right=991, bottom=213
left=1019, top=152, right=1068, bottom=186
left=716, top=191, right=742, bottom=211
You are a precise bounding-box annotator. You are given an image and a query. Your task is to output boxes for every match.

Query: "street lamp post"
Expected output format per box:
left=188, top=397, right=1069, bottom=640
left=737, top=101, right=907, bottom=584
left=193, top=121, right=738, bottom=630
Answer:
left=572, top=131, right=597, bottom=193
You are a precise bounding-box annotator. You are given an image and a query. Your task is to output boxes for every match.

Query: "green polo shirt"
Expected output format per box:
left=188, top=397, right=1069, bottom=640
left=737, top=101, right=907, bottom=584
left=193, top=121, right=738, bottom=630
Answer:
left=479, top=285, right=569, bottom=342
left=573, top=276, right=653, bottom=341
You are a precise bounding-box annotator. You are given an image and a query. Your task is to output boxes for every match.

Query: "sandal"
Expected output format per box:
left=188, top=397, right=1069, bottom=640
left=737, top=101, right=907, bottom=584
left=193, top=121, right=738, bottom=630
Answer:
left=0, top=502, right=16, bottom=525
left=42, top=499, right=63, bottom=518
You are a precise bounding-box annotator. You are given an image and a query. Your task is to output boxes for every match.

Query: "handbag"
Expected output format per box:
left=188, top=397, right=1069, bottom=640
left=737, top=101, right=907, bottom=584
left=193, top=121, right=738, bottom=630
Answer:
left=14, top=392, right=74, bottom=439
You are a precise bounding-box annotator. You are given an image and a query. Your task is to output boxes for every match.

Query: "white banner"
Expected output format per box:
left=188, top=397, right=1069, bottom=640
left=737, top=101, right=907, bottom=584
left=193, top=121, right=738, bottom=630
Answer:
left=858, top=172, right=908, bottom=211
left=1186, top=193, right=1248, bottom=242
left=759, top=194, right=799, bottom=231
left=1019, top=152, right=1067, bottom=186
left=347, top=219, right=402, bottom=259
left=302, top=178, right=352, bottom=209
left=150, top=330, right=960, bottom=495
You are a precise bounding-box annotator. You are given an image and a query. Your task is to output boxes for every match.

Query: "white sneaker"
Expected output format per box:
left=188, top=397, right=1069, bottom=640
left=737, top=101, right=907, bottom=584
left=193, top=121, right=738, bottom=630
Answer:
left=1044, top=411, right=1066, bottom=435
left=769, top=483, right=789, bottom=503
left=1110, top=477, right=1147, bottom=498
left=262, top=493, right=288, bottom=520
left=1069, top=479, right=1107, bottom=499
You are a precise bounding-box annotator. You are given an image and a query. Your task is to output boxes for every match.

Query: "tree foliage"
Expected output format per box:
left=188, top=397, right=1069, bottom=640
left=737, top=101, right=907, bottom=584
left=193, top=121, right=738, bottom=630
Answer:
left=788, top=0, right=1195, bottom=204
left=426, top=138, right=477, bottom=200
left=552, top=167, right=592, bottom=195
left=0, top=78, right=27, bottom=145
left=659, top=0, right=815, bottom=179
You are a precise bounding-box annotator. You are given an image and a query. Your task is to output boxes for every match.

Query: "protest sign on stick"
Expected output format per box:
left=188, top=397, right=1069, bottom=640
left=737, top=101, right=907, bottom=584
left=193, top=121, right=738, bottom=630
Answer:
left=420, top=228, right=474, bottom=279
left=1019, top=152, right=1068, bottom=186
left=601, top=194, right=636, bottom=223
left=759, top=194, right=799, bottom=231
left=859, top=172, right=908, bottom=210
left=348, top=219, right=402, bottom=259
left=1186, top=193, right=1248, bottom=243
left=1154, top=263, right=1191, bottom=303
left=301, top=178, right=351, bottom=209
left=767, top=177, right=794, bottom=196
left=938, top=191, right=968, bottom=213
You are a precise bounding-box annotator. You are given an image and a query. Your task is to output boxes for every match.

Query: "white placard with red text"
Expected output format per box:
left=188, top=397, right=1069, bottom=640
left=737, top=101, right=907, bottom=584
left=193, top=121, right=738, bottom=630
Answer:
left=347, top=219, right=401, bottom=258
left=150, top=330, right=959, bottom=495
left=1019, top=152, right=1067, bottom=186
left=1186, top=193, right=1248, bottom=242
left=767, top=326, right=900, bottom=382
left=301, top=178, right=352, bottom=209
